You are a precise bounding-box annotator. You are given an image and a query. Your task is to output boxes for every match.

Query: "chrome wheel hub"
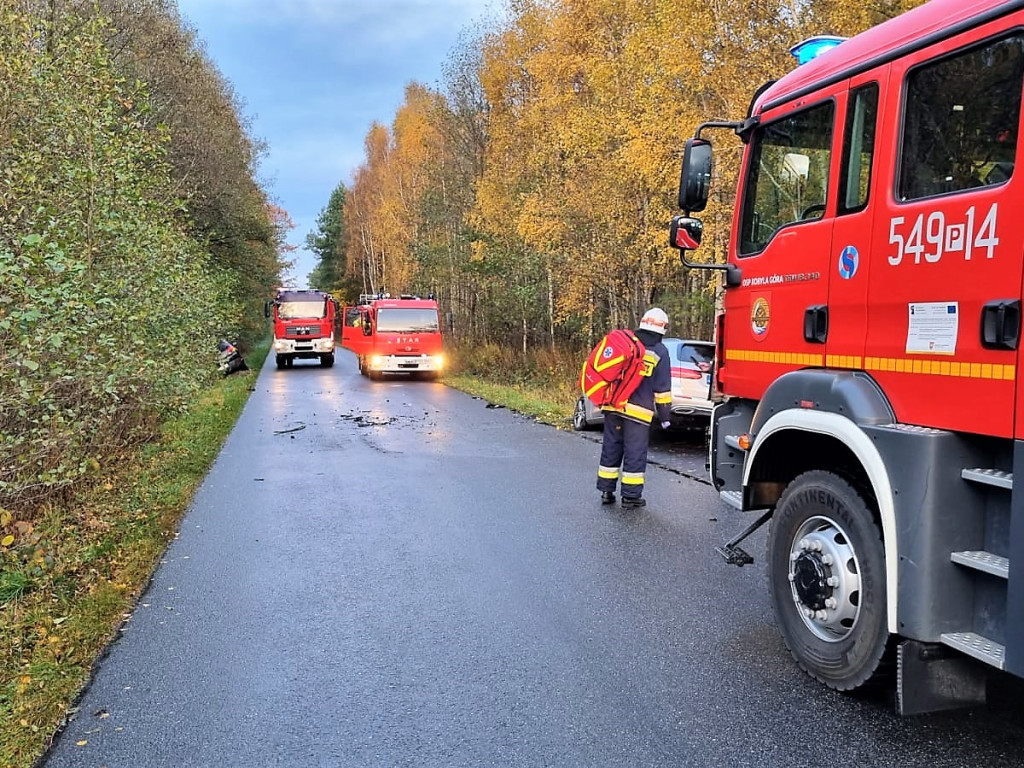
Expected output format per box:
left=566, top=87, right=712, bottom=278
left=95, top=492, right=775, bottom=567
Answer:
left=788, top=515, right=862, bottom=642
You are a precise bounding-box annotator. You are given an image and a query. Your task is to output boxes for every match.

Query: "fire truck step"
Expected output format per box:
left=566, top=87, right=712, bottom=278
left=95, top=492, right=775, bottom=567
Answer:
left=720, top=490, right=743, bottom=510
left=939, top=632, right=1006, bottom=670
left=961, top=468, right=1013, bottom=490
left=950, top=550, right=1009, bottom=579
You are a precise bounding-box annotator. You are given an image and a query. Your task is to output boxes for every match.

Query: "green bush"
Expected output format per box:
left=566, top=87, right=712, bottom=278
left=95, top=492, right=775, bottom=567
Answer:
left=0, top=12, right=234, bottom=512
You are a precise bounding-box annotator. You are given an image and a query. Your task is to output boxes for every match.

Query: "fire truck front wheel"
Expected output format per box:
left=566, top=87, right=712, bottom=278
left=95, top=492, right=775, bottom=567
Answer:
left=320, top=353, right=335, bottom=368
left=767, top=470, right=890, bottom=692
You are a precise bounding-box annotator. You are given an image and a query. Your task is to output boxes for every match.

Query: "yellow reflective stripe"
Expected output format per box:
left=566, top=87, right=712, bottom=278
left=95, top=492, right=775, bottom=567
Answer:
left=621, top=402, right=654, bottom=422
left=585, top=380, right=608, bottom=398
left=644, top=351, right=661, bottom=365
left=598, top=465, right=620, bottom=479
left=592, top=338, right=625, bottom=373
left=654, top=391, right=672, bottom=404
left=725, top=348, right=1017, bottom=382
left=594, top=354, right=625, bottom=372
left=622, top=472, right=645, bottom=485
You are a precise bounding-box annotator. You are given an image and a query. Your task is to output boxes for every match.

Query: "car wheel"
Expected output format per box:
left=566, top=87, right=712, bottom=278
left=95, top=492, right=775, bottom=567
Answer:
left=767, top=470, right=891, bottom=691
left=572, top=397, right=590, bottom=431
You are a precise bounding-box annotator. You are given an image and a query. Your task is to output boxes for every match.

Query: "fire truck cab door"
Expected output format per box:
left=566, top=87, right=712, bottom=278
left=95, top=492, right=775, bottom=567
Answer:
left=722, top=83, right=844, bottom=399
left=341, top=306, right=370, bottom=356
left=864, top=27, right=1024, bottom=439
left=825, top=69, right=887, bottom=373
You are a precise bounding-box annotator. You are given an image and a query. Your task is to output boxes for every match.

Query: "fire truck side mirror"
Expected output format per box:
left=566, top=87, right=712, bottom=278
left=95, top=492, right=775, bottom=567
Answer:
left=362, top=321, right=372, bottom=336
left=670, top=216, right=703, bottom=251
left=679, top=138, right=712, bottom=213
left=263, top=299, right=272, bottom=319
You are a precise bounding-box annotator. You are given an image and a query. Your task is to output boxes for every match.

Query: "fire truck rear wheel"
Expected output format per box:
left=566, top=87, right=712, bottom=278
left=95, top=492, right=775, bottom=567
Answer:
left=767, top=470, right=890, bottom=692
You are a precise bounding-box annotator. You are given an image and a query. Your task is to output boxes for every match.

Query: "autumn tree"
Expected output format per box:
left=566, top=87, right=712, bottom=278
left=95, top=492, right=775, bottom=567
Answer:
left=0, top=7, right=232, bottom=509
left=333, top=0, right=929, bottom=353
left=27, top=0, right=288, bottom=345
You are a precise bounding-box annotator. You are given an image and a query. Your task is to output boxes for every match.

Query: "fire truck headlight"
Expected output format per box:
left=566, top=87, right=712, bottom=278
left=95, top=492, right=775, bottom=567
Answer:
left=371, top=355, right=386, bottom=369
left=274, top=339, right=288, bottom=352
left=433, top=354, right=444, bottom=370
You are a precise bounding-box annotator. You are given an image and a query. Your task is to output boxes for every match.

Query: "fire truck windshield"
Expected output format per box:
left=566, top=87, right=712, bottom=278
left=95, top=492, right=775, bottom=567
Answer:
left=278, top=300, right=327, bottom=319
left=376, top=308, right=439, bottom=333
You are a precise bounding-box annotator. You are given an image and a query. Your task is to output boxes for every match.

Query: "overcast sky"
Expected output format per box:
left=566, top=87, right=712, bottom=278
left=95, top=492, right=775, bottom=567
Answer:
left=175, top=0, right=496, bottom=285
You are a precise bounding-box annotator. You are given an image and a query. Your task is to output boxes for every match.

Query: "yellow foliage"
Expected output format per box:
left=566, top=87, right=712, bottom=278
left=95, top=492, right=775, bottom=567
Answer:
left=342, top=0, right=928, bottom=341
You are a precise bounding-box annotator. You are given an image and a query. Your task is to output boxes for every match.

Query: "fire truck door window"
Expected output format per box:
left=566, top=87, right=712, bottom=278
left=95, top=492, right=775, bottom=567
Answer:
left=739, top=100, right=835, bottom=255
left=898, top=34, right=1023, bottom=201
left=838, top=83, right=879, bottom=215
left=345, top=307, right=363, bottom=327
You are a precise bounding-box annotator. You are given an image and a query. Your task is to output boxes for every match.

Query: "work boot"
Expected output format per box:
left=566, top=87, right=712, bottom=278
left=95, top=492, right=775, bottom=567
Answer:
left=621, top=496, right=646, bottom=509
left=601, top=491, right=615, bottom=505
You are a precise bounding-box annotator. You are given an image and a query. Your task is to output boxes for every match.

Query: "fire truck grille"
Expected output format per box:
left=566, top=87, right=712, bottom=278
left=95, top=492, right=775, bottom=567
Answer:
left=286, top=325, right=317, bottom=336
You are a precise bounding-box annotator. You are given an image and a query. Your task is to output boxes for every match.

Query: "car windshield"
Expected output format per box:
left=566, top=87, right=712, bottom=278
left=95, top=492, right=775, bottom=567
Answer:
left=376, top=308, right=439, bottom=333
left=278, top=300, right=326, bottom=319
left=673, top=342, right=714, bottom=370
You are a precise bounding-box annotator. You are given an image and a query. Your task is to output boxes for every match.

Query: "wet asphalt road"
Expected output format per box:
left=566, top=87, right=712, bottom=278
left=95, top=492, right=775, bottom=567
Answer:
left=43, top=348, right=1024, bottom=767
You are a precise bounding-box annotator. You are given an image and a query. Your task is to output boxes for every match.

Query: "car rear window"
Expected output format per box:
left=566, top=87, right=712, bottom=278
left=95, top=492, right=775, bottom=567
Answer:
left=675, top=343, right=714, bottom=368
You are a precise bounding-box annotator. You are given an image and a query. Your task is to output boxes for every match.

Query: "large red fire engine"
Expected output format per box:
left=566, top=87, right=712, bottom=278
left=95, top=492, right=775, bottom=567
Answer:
left=670, top=0, right=1024, bottom=712
left=265, top=289, right=338, bottom=369
left=340, top=294, right=443, bottom=380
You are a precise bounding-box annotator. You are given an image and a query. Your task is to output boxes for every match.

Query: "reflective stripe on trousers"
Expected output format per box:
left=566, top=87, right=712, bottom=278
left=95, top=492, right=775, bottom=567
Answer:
left=596, top=411, right=650, bottom=499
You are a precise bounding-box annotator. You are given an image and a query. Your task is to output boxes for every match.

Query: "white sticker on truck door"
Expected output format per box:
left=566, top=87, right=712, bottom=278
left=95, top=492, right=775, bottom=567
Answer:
left=906, top=302, right=959, bottom=355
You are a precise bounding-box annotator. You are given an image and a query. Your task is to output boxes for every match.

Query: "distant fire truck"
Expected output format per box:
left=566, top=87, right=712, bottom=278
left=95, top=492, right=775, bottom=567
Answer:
left=340, top=294, right=443, bottom=380
left=670, top=0, right=1024, bottom=712
left=265, top=289, right=338, bottom=369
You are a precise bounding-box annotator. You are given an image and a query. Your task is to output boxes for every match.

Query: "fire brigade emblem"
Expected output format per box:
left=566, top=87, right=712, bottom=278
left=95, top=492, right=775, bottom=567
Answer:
left=839, top=245, right=859, bottom=280
left=751, top=297, right=771, bottom=338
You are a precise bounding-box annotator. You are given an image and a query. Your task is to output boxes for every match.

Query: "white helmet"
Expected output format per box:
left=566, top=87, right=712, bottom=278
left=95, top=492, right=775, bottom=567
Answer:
left=639, top=307, right=669, bottom=335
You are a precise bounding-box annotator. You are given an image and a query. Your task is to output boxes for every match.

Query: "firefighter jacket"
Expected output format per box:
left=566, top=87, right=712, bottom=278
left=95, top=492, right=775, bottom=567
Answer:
left=601, top=331, right=672, bottom=425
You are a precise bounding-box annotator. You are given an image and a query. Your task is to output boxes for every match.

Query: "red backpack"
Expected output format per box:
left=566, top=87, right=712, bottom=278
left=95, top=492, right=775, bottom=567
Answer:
left=580, top=329, right=646, bottom=408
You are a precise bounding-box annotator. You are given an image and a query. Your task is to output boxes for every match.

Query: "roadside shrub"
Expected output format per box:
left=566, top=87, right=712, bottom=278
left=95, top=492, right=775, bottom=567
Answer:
left=0, top=11, right=234, bottom=513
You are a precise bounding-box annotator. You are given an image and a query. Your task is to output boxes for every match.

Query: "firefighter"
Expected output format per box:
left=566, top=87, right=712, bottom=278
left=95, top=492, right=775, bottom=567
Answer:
left=597, top=307, right=673, bottom=508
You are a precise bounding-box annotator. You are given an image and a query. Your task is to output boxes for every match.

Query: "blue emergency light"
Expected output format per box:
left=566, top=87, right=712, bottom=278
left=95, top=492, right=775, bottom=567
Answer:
left=790, top=36, right=847, bottom=65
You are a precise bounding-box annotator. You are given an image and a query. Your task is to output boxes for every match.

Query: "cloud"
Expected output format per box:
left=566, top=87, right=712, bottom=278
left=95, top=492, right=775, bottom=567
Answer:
left=175, top=0, right=499, bottom=287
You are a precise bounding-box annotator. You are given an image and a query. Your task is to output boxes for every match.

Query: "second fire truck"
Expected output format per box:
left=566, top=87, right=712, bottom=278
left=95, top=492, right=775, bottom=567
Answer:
left=340, top=294, right=444, bottom=380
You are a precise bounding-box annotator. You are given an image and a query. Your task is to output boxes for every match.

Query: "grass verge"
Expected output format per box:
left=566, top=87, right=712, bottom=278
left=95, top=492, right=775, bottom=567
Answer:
left=0, top=341, right=269, bottom=768
left=441, top=373, right=579, bottom=430
left=440, top=342, right=583, bottom=429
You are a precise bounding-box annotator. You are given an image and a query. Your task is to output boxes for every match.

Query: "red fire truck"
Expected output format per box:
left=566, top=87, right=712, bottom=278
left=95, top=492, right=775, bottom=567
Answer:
left=670, top=0, right=1024, bottom=712
left=340, top=294, right=443, bottom=380
left=265, top=289, right=338, bottom=369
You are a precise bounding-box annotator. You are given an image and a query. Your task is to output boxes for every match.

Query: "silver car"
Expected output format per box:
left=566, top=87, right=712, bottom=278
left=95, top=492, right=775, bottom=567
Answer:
left=572, top=337, right=715, bottom=431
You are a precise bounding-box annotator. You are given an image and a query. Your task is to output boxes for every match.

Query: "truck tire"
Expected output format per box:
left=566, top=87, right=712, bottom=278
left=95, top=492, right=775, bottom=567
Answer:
left=767, top=470, right=891, bottom=691
left=275, top=354, right=286, bottom=369
left=321, top=353, right=335, bottom=368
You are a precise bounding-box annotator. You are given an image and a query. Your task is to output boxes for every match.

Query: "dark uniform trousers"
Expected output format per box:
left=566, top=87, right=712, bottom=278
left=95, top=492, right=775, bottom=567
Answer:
left=596, top=411, right=650, bottom=500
